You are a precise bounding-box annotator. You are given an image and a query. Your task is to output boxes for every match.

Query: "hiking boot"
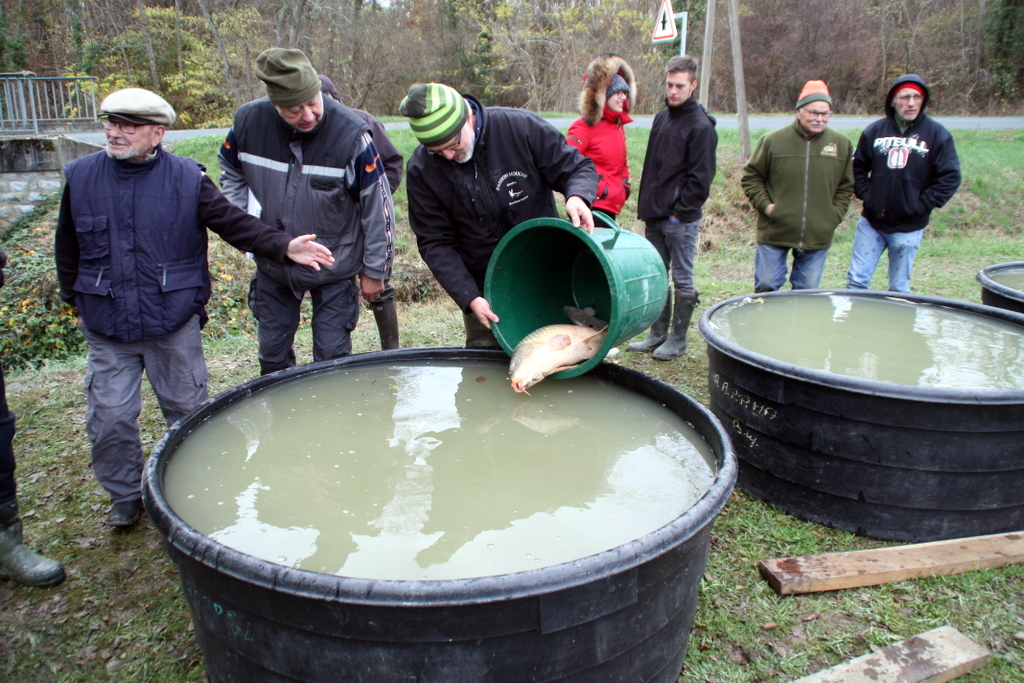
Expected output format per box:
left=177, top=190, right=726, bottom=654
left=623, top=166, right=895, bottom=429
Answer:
left=627, top=299, right=671, bottom=353
left=106, top=499, right=141, bottom=527
left=653, top=292, right=699, bottom=361
left=0, top=501, right=65, bottom=587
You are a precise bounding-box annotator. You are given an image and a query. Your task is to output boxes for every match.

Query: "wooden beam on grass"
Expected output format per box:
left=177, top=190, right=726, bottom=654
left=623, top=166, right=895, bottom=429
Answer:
left=758, top=531, right=1024, bottom=596
left=792, top=626, right=989, bottom=683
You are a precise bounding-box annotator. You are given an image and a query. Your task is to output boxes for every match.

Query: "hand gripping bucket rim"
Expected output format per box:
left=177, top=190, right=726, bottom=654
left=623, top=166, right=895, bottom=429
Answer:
left=485, top=214, right=669, bottom=378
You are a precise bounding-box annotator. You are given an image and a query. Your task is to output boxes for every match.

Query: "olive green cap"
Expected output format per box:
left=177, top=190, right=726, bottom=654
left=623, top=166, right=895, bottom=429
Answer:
left=255, top=48, right=321, bottom=107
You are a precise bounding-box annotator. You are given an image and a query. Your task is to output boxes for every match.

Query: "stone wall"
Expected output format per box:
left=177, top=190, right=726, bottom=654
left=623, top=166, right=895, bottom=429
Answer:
left=0, top=137, right=101, bottom=230
left=0, top=170, right=64, bottom=229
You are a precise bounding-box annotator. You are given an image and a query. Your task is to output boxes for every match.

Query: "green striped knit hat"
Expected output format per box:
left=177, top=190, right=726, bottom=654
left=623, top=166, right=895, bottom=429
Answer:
left=400, top=83, right=468, bottom=146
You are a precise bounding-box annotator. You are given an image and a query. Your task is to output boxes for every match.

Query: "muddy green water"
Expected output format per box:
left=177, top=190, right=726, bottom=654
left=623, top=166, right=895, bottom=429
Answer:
left=987, top=267, right=1024, bottom=293
left=709, top=293, right=1024, bottom=389
left=163, top=361, right=717, bottom=580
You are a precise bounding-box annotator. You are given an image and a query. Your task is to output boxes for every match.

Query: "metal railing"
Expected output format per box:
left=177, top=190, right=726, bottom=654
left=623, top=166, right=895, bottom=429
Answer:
left=0, top=72, right=98, bottom=135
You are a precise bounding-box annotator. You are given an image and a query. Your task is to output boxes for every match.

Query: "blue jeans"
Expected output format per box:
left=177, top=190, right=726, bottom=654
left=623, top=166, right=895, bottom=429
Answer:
left=845, top=216, right=923, bottom=293
left=754, top=243, right=829, bottom=292
left=644, top=217, right=700, bottom=295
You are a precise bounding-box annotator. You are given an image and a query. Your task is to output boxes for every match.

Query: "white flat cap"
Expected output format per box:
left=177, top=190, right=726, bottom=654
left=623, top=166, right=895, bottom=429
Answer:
left=99, top=88, right=176, bottom=127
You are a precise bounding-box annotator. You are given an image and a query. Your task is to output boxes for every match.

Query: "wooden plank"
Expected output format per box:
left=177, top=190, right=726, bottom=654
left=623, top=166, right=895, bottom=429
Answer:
left=757, top=531, right=1024, bottom=595
left=793, top=626, right=989, bottom=683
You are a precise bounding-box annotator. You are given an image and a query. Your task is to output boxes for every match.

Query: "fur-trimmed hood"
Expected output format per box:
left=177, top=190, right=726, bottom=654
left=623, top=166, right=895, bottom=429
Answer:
left=578, top=54, right=636, bottom=127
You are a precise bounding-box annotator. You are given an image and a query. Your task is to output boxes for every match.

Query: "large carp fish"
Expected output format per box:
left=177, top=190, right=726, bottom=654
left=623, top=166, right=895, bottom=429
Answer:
left=508, top=324, right=607, bottom=394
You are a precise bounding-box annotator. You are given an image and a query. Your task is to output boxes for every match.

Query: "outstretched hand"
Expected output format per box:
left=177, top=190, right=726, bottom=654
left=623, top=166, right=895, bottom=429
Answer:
left=286, top=234, right=334, bottom=271
left=565, top=196, right=594, bottom=233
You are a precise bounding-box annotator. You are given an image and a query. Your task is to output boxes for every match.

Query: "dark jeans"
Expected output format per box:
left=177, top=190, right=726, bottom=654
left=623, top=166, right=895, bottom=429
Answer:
left=0, top=361, right=16, bottom=508
left=250, top=272, right=360, bottom=375
left=644, top=217, right=700, bottom=296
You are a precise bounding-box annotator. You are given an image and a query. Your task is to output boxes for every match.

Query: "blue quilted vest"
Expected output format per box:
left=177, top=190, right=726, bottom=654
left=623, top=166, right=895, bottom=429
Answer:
left=63, top=149, right=209, bottom=343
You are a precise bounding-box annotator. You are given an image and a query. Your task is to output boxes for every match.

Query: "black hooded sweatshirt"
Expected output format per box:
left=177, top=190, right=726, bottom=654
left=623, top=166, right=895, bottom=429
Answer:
left=853, top=74, right=962, bottom=233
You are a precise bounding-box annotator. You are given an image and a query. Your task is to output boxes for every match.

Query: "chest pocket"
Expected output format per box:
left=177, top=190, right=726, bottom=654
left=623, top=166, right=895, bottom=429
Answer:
left=76, top=215, right=110, bottom=260
left=307, top=174, right=356, bottom=246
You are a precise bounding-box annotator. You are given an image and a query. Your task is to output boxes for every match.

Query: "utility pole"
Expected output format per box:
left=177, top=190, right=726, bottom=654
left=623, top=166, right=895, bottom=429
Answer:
left=699, top=0, right=716, bottom=106
left=727, top=0, right=750, bottom=159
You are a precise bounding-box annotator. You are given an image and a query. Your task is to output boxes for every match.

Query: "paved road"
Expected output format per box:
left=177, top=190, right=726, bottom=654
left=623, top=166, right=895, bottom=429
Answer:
left=66, top=115, right=1024, bottom=147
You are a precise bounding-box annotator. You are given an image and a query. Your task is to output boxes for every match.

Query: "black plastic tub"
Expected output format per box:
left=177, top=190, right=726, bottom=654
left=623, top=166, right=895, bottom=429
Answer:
left=978, top=261, right=1024, bottom=315
left=698, top=290, right=1024, bottom=543
left=142, top=348, right=736, bottom=683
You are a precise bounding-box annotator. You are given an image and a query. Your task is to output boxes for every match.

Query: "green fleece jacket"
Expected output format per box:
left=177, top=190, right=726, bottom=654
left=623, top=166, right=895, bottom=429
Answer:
left=741, top=121, right=854, bottom=250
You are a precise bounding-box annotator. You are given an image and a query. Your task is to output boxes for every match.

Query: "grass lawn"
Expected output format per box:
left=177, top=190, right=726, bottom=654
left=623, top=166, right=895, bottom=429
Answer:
left=1, top=126, right=1023, bottom=682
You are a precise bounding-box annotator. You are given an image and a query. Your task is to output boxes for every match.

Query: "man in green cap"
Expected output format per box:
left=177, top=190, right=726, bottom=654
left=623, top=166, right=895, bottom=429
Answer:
left=741, top=80, right=854, bottom=293
left=400, top=83, right=598, bottom=347
left=219, top=48, right=395, bottom=374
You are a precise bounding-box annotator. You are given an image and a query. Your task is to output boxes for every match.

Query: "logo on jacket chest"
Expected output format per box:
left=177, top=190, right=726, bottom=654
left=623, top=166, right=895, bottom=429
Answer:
left=821, top=143, right=838, bottom=157
left=873, top=135, right=930, bottom=169
left=496, top=171, right=530, bottom=206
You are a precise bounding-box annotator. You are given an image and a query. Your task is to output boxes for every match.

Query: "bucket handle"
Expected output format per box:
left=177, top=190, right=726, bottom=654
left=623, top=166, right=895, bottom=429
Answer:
left=593, top=210, right=622, bottom=246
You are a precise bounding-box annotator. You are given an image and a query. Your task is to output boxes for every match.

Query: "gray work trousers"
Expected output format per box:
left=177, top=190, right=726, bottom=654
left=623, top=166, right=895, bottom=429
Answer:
left=81, top=315, right=209, bottom=503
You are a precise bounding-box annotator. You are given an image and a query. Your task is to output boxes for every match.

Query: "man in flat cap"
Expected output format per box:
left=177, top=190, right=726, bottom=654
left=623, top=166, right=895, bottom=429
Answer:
left=54, top=87, right=334, bottom=527
left=400, top=83, right=598, bottom=346
left=218, top=48, right=395, bottom=374
left=741, top=80, right=854, bottom=292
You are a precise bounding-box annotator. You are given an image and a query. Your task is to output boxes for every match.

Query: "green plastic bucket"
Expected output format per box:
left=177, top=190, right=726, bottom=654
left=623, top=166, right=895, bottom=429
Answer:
left=485, top=213, right=669, bottom=378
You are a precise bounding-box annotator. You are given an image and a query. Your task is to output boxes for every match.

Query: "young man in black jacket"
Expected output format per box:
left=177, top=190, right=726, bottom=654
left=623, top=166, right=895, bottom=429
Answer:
left=846, top=74, right=961, bottom=292
left=632, top=55, right=718, bottom=360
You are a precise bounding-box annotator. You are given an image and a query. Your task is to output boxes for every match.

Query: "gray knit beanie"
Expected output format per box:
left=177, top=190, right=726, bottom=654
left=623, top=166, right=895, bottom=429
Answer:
left=606, top=74, right=629, bottom=98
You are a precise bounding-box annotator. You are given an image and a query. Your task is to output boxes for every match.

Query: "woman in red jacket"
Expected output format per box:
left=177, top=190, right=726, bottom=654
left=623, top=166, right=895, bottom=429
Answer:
left=567, top=54, right=635, bottom=217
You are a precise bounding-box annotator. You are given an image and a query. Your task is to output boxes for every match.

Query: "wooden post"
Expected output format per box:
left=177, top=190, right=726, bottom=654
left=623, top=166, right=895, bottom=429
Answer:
left=699, top=0, right=716, bottom=106
left=727, top=0, right=750, bottom=159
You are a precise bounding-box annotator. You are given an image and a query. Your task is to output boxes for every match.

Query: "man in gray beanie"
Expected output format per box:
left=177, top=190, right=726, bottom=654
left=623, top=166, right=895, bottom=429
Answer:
left=219, top=48, right=395, bottom=373
left=54, top=87, right=334, bottom=527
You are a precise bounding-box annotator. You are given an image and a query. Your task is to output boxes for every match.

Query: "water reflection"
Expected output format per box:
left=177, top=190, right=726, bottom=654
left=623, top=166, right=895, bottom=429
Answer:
left=714, top=294, right=1024, bottom=389
left=163, top=362, right=716, bottom=580
left=987, top=267, right=1024, bottom=293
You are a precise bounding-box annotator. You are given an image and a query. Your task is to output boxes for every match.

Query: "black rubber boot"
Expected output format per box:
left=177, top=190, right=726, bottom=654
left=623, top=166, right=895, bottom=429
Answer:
left=653, top=292, right=699, bottom=361
left=0, top=500, right=65, bottom=587
left=627, top=299, right=671, bottom=353
left=370, top=286, right=400, bottom=351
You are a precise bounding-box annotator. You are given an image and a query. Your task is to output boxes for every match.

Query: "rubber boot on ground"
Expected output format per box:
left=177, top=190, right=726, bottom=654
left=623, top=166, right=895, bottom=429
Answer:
left=0, top=500, right=65, bottom=587
left=653, top=292, right=699, bottom=361
left=627, top=298, right=671, bottom=353
left=370, top=287, right=400, bottom=350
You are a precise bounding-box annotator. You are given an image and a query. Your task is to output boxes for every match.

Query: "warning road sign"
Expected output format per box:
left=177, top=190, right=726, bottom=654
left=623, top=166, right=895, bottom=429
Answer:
left=652, top=0, right=678, bottom=42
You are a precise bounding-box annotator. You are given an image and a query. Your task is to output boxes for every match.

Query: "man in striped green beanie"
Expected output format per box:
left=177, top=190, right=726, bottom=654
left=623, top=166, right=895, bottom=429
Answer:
left=400, top=84, right=469, bottom=148
left=401, top=82, right=599, bottom=347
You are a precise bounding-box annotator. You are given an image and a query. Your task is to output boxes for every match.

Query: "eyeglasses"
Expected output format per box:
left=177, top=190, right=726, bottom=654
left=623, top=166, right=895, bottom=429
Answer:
left=102, top=120, right=140, bottom=134
left=426, top=127, right=463, bottom=155
left=896, top=94, right=924, bottom=102
left=802, top=109, right=832, bottom=120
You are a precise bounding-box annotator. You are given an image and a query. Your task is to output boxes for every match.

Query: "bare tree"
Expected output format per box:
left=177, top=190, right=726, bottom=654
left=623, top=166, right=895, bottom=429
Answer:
left=135, top=0, right=162, bottom=91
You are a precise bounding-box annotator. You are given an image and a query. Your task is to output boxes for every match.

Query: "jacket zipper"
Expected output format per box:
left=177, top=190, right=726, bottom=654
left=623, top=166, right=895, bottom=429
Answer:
left=799, top=137, right=810, bottom=249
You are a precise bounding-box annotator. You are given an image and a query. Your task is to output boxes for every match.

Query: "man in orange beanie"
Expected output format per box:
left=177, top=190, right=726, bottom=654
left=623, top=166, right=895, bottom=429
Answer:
left=741, top=80, right=854, bottom=292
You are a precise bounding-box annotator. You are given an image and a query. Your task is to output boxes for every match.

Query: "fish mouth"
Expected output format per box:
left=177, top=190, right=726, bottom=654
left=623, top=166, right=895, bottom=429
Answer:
left=510, top=380, right=531, bottom=395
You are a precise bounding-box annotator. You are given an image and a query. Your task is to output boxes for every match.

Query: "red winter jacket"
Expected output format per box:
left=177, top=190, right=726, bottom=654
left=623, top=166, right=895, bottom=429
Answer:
left=567, top=107, right=633, bottom=216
